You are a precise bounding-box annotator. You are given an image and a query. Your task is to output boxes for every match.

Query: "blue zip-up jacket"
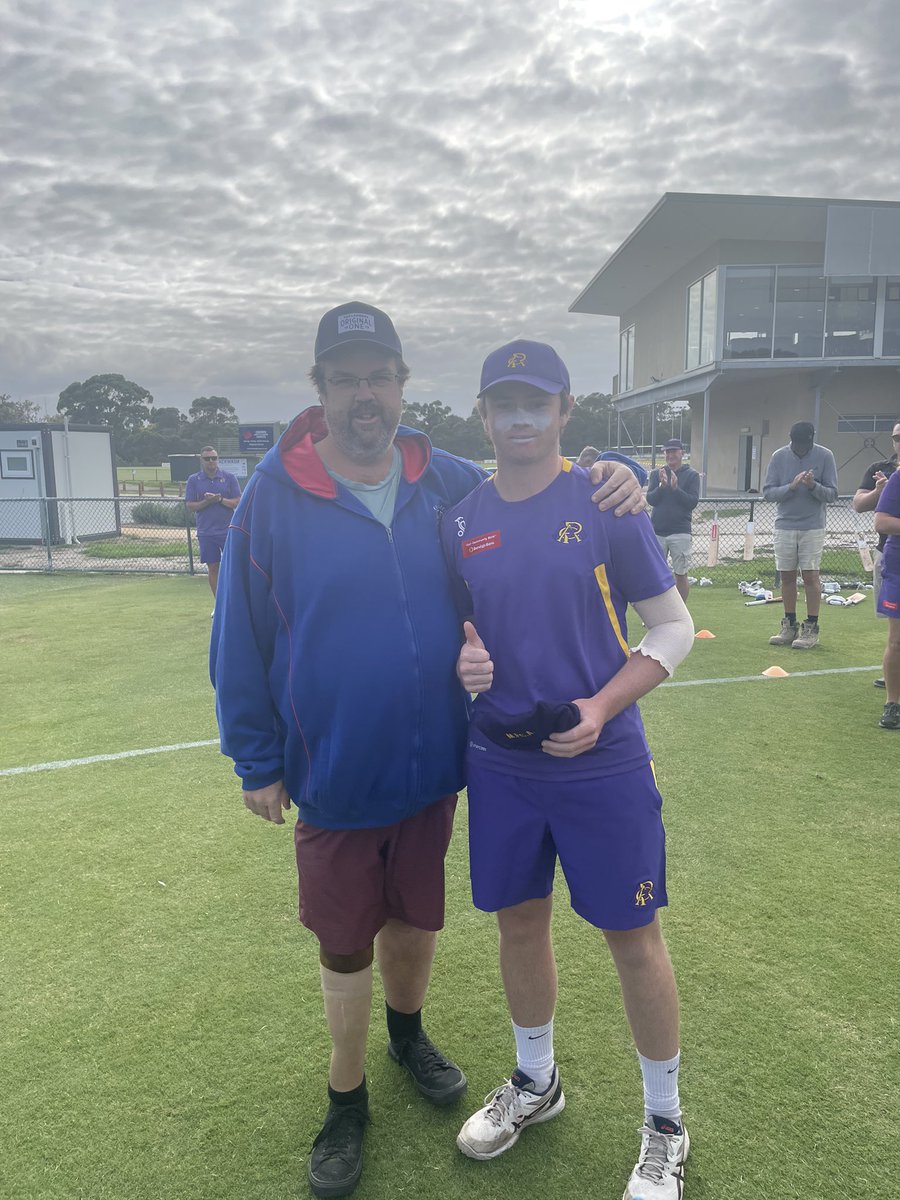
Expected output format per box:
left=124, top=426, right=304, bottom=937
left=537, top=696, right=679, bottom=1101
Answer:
left=209, top=406, right=485, bottom=830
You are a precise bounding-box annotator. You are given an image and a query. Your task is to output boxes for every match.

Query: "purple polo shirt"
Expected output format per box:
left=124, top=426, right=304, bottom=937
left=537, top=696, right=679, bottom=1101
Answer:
left=185, top=468, right=241, bottom=535
left=876, top=469, right=900, bottom=577
left=440, top=460, right=674, bottom=780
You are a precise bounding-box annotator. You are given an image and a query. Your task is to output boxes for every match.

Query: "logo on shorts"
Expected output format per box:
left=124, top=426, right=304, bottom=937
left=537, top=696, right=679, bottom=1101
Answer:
left=884, top=599, right=898, bottom=611
left=635, top=880, right=654, bottom=907
left=557, top=521, right=583, bottom=544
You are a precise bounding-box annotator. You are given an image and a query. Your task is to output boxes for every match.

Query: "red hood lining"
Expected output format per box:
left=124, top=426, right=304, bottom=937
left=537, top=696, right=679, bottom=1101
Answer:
left=278, top=407, right=431, bottom=498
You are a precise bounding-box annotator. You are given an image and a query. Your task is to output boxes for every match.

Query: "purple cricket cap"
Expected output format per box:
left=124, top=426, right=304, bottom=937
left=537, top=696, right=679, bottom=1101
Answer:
left=315, top=301, right=402, bottom=361
left=478, top=339, right=571, bottom=397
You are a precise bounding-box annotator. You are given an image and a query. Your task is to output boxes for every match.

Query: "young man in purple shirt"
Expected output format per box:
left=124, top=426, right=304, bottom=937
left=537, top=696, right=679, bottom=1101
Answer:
left=874, top=467, right=900, bottom=728
left=185, top=447, right=241, bottom=600
left=441, top=341, right=695, bottom=1200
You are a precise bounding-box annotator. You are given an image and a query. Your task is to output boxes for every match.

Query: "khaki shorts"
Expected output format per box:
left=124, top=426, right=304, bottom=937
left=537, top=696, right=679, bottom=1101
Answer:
left=774, top=527, right=826, bottom=572
left=656, top=532, right=692, bottom=576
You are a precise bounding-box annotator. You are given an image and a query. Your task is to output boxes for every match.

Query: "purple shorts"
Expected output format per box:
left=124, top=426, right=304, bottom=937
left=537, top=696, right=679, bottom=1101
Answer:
left=294, top=795, right=457, bottom=955
left=877, top=571, right=900, bottom=618
left=466, top=757, right=667, bottom=931
left=197, top=531, right=227, bottom=564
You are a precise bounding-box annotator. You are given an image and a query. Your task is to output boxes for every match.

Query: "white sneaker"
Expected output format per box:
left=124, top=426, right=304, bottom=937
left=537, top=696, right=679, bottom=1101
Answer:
left=623, top=1116, right=689, bottom=1199
left=456, top=1067, right=565, bottom=1160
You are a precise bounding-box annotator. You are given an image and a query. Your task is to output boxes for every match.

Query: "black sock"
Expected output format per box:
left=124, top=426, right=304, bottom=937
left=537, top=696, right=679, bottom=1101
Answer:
left=785, top=612, right=797, bottom=625
left=328, top=1077, right=368, bottom=1107
left=807, top=614, right=818, bottom=626
left=386, top=1002, right=422, bottom=1044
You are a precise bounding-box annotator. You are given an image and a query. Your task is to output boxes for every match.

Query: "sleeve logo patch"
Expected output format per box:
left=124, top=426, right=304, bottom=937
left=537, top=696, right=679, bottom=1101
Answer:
left=338, top=313, right=376, bottom=334
left=462, top=530, right=502, bottom=557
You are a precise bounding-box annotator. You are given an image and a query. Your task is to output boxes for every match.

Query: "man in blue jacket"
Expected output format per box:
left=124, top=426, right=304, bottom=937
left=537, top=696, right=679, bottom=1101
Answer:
left=210, top=302, right=643, bottom=1197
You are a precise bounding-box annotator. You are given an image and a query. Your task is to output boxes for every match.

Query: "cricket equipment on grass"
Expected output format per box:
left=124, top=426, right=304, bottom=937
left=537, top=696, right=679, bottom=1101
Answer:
left=706, top=512, right=719, bottom=566
left=743, top=516, right=755, bottom=560
left=745, top=595, right=782, bottom=606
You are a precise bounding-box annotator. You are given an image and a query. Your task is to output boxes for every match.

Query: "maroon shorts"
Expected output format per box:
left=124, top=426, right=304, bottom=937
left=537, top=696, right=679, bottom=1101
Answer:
left=294, top=795, right=457, bottom=956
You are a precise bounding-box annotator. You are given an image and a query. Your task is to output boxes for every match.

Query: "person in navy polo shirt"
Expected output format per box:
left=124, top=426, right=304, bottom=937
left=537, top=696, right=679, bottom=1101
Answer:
left=185, top=447, right=241, bottom=599
left=209, top=304, right=647, bottom=1199
left=443, top=340, right=695, bottom=1200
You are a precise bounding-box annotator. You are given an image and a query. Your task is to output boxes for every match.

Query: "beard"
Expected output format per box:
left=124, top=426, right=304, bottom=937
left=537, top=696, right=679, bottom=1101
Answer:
left=326, top=401, right=399, bottom=464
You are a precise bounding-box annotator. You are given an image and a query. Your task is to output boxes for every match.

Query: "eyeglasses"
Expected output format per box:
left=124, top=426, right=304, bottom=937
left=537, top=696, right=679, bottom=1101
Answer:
left=201, top=455, right=218, bottom=461
left=325, top=372, right=401, bottom=394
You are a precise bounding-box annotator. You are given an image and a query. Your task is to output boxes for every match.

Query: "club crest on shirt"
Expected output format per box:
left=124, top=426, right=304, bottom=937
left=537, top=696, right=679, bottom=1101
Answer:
left=557, top=521, right=583, bottom=544
left=635, top=880, right=654, bottom=907
left=455, top=516, right=466, bottom=537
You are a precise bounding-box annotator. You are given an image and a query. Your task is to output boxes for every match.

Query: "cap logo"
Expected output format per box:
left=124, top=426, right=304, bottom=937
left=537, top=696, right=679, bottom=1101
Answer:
left=338, top=313, right=376, bottom=334
left=507, top=352, right=527, bottom=369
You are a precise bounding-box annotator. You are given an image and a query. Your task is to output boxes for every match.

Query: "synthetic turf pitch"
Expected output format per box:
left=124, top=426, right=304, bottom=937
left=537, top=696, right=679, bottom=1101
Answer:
left=1, top=573, right=895, bottom=1200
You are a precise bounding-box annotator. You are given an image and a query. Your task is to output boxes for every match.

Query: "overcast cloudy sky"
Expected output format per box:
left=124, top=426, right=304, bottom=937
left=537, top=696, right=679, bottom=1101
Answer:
left=2, top=0, right=899, bottom=424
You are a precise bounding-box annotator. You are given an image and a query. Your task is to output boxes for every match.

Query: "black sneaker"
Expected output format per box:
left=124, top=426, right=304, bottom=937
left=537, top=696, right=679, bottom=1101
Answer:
left=879, top=702, right=900, bottom=730
left=308, top=1101, right=368, bottom=1198
left=874, top=677, right=886, bottom=688
left=388, top=1030, right=467, bottom=1105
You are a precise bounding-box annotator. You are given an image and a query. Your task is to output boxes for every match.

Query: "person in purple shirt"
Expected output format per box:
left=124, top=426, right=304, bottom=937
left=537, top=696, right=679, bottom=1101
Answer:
left=874, top=468, right=900, bottom=728
left=184, top=447, right=241, bottom=600
left=441, top=340, right=695, bottom=1200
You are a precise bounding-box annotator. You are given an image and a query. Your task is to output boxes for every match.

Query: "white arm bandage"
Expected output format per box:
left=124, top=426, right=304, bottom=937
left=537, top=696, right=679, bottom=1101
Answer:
left=632, top=587, right=695, bottom=677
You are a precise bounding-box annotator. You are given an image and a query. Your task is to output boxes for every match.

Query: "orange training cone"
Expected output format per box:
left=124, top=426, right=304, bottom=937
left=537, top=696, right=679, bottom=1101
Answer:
left=694, top=629, right=716, bottom=639
left=762, top=665, right=790, bottom=677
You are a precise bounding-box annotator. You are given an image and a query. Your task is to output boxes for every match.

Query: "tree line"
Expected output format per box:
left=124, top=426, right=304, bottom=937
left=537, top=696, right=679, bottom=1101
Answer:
left=401, top=394, right=691, bottom=460
left=1, top=377, right=240, bottom=465
left=1, top=378, right=690, bottom=467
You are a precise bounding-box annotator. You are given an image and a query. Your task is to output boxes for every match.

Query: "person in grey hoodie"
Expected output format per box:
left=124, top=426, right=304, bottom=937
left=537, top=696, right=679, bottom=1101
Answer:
left=763, top=421, right=838, bottom=649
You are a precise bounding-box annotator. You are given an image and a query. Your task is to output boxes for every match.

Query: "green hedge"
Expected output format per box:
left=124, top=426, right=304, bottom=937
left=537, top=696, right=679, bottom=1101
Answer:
left=131, top=501, right=193, bottom=528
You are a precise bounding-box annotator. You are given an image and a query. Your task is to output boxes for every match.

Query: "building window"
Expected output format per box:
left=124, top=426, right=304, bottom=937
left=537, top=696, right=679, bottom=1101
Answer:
left=824, top=276, right=875, bottom=357
left=773, top=267, right=826, bottom=358
left=723, top=267, right=775, bottom=359
left=884, top=277, right=900, bottom=356
left=619, top=324, right=635, bottom=392
left=685, top=270, right=717, bottom=370
left=836, top=416, right=898, bottom=433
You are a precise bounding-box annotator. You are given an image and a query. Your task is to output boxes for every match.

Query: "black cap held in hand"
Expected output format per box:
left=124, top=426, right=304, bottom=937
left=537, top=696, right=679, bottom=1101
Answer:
left=477, top=701, right=581, bottom=751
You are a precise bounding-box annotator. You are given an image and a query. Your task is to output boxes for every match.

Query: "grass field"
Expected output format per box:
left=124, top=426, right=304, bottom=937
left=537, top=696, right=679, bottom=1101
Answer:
left=1, top=574, right=896, bottom=1200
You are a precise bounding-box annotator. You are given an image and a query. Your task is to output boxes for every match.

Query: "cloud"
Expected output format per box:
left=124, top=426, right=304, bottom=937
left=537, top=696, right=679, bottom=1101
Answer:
left=1, top=0, right=899, bottom=419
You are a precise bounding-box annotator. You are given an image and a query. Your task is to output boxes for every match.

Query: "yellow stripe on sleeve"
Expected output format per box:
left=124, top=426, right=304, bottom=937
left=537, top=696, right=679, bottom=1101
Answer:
left=594, top=564, right=631, bottom=660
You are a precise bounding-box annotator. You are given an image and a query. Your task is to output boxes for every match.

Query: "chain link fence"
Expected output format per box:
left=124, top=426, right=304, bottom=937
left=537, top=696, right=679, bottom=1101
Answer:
left=0, top=494, right=878, bottom=586
left=0, top=497, right=202, bottom=574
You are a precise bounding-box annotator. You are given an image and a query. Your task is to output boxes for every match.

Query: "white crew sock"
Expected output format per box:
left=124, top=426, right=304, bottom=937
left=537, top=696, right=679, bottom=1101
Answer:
left=638, top=1050, right=682, bottom=1122
left=512, top=1019, right=555, bottom=1092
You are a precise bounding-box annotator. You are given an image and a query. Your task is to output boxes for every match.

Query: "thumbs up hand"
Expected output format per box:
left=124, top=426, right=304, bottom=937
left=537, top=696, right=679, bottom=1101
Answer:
left=457, top=620, right=493, bottom=693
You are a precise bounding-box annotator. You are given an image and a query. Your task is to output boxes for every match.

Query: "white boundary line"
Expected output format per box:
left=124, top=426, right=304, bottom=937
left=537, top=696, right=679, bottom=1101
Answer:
left=662, top=664, right=881, bottom=688
left=0, top=740, right=219, bottom=777
left=0, top=664, right=883, bottom=777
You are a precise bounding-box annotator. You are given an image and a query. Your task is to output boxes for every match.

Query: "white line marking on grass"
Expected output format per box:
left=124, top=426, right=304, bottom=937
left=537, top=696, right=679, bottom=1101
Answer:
left=0, top=663, right=883, bottom=775
left=0, top=740, right=219, bottom=777
left=662, top=665, right=881, bottom=688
